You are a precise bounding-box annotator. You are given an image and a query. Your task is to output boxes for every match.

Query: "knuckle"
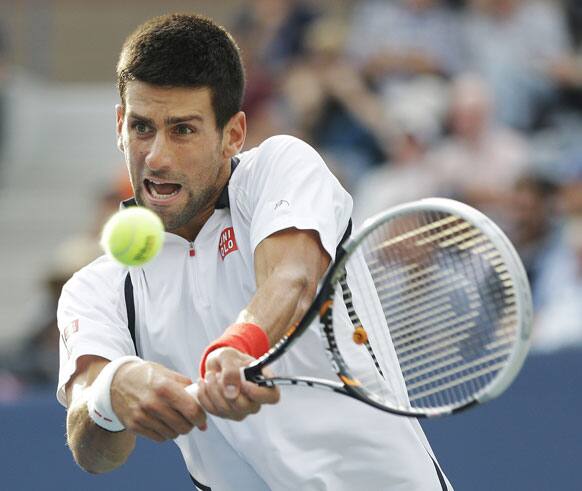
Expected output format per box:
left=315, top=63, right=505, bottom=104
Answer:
left=233, top=399, right=250, bottom=413
left=265, top=388, right=280, bottom=404
left=216, top=404, right=231, bottom=417
left=152, top=381, right=170, bottom=398
left=175, top=419, right=193, bottom=433
left=178, top=424, right=193, bottom=435
left=215, top=404, right=231, bottom=418
left=188, top=409, right=204, bottom=425
left=132, top=410, right=147, bottom=426
left=139, top=399, right=157, bottom=414
left=125, top=420, right=139, bottom=433
left=250, top=404, right=261, bottom=414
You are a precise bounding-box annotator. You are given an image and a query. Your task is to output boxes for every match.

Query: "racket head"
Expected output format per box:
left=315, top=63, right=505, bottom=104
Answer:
left=324, top=198, right=533, bottom=417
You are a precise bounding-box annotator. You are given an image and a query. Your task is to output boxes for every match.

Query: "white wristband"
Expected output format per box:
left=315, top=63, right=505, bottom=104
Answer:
left=87, top=355, right=143, bottom=432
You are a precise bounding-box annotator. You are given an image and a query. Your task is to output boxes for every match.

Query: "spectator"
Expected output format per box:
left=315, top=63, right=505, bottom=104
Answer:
left=230, top=0, right=320, bottom=148
left=338, top=0, right=463, bottom=184
left=506, top=174, right=566, bottom=310
left=533, top=212, right=582, bottom=353
left=281, top=14, right=390, bottom=187
left=462, top=0, right=571, bottom=130
left=542, top=0, right=582, bottom=126
left=428, top=74, right=529, bottom=222
left=563, top=0, right=582, bottom=48
left=232, top=0, right=319, bottom=77
left=352, top=81, right=446, bottom=224
left=345, top=0, right=463, bottom=91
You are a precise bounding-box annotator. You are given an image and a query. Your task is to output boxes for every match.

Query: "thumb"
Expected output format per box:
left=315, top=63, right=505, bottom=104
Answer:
left=220, top=357, right=242, bottom=399
left=217, top=351, right=247, bottom=400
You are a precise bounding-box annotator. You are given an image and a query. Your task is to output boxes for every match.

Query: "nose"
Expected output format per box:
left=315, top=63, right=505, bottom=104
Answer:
left=145, top=132, right=172, bottom=171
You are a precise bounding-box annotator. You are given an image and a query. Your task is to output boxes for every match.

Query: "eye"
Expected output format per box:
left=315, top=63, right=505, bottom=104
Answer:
left=131, top=121, right=152, bottom=134
left=174, top=124, right=195, bottom=135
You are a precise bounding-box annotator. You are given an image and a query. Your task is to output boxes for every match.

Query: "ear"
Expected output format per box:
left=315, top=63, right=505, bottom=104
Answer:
left=221, top=111, right=246, bottom=159
left=115, top=104, right=125, bottom=152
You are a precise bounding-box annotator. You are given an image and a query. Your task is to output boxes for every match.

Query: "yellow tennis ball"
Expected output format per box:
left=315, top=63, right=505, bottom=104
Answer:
left=101, top=207, right=165, bottom=266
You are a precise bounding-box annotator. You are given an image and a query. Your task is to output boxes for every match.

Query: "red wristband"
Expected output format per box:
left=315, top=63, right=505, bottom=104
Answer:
left=199, top=322, right=270, bottom=379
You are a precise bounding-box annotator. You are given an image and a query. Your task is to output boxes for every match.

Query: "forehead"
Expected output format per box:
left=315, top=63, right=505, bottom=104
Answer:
left=124, top=81, right=214, bottom=119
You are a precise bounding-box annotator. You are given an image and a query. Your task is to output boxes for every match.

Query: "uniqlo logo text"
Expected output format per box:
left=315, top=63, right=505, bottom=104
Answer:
left=219, top=227, right=238, bottom=260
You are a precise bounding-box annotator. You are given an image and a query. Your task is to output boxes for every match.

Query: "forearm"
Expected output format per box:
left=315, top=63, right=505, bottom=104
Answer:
left=67, top=391, right=136, bottom=474
left=237, top=266, right=315, bottom=345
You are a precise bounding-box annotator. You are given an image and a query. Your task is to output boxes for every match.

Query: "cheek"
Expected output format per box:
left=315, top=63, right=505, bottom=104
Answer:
left=124, top=141, right=147, bottom=166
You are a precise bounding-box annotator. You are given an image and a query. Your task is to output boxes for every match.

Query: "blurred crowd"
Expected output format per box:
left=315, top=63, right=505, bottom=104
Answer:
left=2, top=0, right=582, bottom=396
left=230, top=0, right=582, bottom=357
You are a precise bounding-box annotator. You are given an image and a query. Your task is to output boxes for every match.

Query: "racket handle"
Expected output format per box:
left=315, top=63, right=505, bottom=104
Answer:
left=184, top=382, right=200, bottom=403
left=242, top=363, right=263, bottom=383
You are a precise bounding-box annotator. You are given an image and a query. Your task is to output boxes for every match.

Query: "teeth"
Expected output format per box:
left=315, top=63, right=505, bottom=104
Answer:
left=150, top=187, right=179, bottom=200
left=147, top=178, right=180, bottom=186
left=148, top=184, right=180, bottom=200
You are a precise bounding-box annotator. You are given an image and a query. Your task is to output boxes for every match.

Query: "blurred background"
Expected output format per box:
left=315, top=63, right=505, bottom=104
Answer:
left=0, top=0, right=581, bottom=489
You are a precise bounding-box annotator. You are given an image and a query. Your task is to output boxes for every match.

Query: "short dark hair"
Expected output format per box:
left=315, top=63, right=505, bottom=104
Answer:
left=116, top=13, right=245, bottom=129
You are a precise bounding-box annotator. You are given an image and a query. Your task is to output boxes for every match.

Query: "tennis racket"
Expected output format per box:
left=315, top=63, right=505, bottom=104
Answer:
left=190, top=198, right=533, bottom=418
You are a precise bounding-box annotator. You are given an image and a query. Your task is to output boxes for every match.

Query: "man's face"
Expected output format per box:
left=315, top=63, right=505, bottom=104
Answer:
left=116, top=82, right=236, bottom=234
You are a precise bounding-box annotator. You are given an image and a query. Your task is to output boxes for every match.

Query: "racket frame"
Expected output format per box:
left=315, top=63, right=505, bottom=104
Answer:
left=243, top=198, right=533, bottom=417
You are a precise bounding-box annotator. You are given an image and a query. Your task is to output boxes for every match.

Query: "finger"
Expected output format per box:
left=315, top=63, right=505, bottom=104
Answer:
left=162, top=368, right=193, bottom=387
left=130, top=421, right=167, bottom=443
left=202, top=372, right=235, bottom=417
left=226, top=391, right=261, bottom=417
left=163, top=381, right=207, bottom=429
left=143, top=412, right=180, bottom=440
left=203, top=374, right=260, bottom=420
left=196, top=379, right=220, bottom=417
left=241, top=380, right=280, bottom=405
left=218, top=356, right=246, bottom=400
left=145, top=404, right=195, bottom=435
left=130, top=410, right=179, bottom=441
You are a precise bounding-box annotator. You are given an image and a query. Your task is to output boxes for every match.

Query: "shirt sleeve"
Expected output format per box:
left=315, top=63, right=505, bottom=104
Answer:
left=56, top=256, right=135, bottom=407
left=242, top=135, right=353, bottom=261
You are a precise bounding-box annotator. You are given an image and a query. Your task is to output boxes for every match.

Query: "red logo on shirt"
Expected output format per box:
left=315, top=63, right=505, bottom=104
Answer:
left=219, top=227, right=238, bottom=260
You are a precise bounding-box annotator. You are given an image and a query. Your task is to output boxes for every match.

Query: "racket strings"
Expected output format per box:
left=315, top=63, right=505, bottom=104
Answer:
left=333, top=210, right=519, bottom=413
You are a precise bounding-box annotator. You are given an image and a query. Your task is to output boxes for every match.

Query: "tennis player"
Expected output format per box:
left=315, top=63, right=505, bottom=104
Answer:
left=57, top=14, right=453, bottom=490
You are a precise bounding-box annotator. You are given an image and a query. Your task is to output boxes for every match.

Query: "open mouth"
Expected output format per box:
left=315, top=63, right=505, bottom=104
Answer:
left=144, top=178, right=182, bottom=202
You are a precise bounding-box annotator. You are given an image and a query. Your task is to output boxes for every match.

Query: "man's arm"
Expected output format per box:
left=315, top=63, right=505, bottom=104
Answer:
left=196, top=227, right=330, bottom=419
left=240, top=227, right=330, bottom=344
left=65, top=355, right=135, bottom=473
left=66, top=354, right=207, bottom=474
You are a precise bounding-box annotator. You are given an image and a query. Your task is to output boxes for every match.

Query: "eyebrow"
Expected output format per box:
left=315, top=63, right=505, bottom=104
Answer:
left=127, top=112, right=203, bottom=126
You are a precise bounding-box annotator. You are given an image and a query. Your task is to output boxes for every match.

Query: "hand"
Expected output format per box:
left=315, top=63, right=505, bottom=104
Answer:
left=196, top=347, right=280, bottom=421
left=110, top=361, right=207, bottom=442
